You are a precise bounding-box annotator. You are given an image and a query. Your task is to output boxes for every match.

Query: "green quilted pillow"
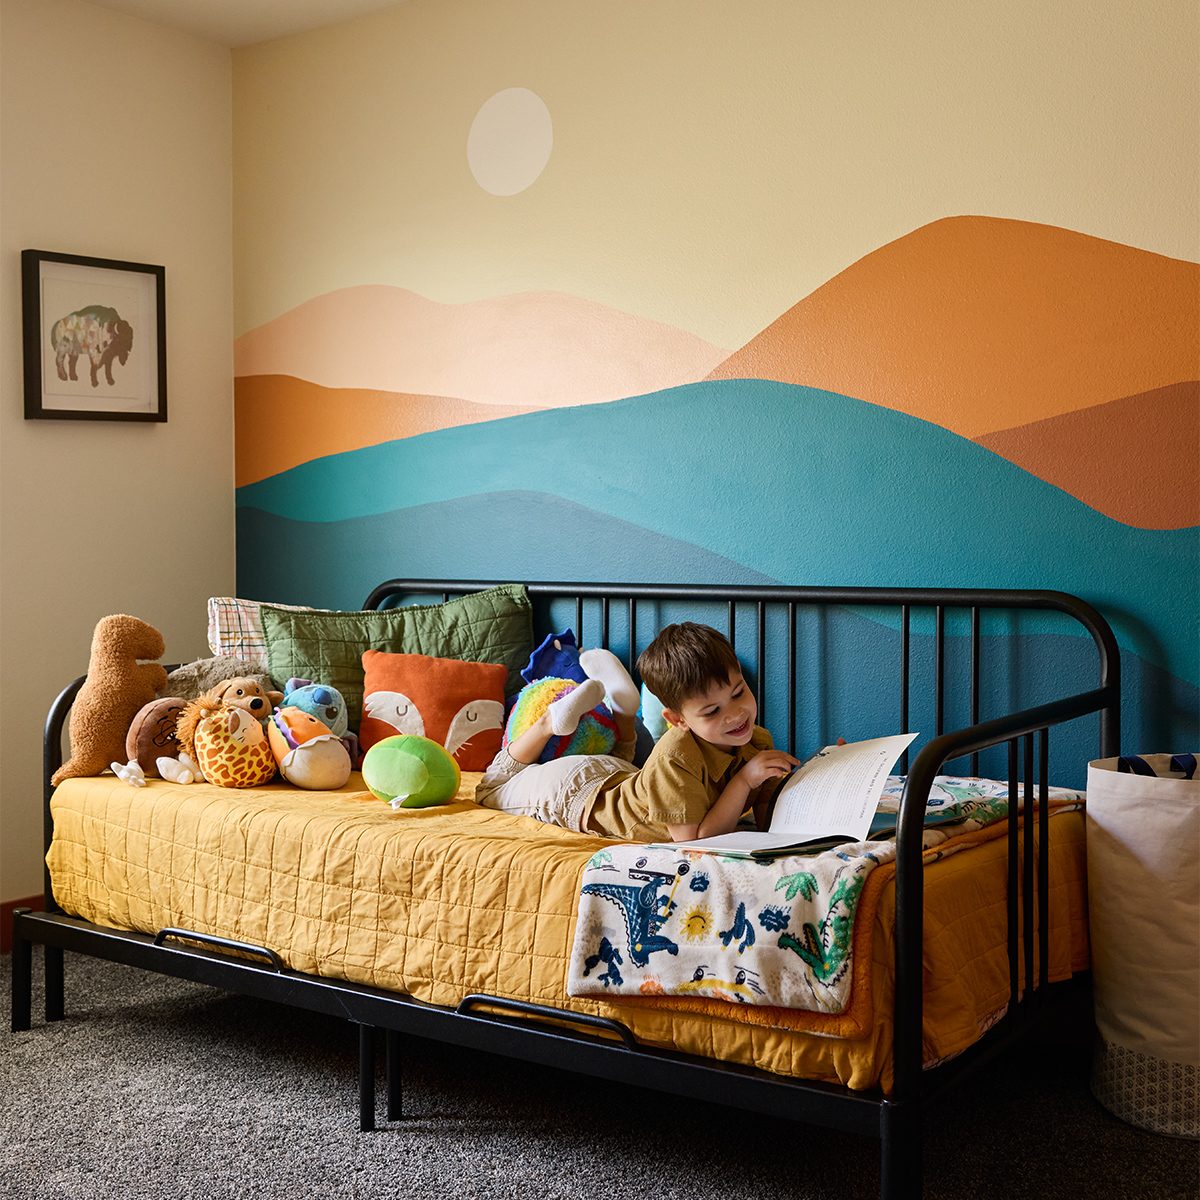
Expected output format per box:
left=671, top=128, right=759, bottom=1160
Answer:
left=260, top=584, right=532, bottom=730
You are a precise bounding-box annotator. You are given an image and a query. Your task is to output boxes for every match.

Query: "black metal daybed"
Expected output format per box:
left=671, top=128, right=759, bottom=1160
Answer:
left=11, top=579, right=1121, bottom=1199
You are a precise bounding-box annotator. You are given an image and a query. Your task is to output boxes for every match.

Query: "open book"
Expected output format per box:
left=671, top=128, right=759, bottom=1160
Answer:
left=660, top=733, right=934, bottom=858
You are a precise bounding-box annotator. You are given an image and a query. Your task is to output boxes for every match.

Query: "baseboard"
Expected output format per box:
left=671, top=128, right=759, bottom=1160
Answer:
left=2, top=896, right=45, bottom=954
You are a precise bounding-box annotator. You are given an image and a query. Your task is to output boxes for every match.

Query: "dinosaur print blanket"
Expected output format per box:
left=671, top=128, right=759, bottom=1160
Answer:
left=567, top=775, right=1084, bottom=1014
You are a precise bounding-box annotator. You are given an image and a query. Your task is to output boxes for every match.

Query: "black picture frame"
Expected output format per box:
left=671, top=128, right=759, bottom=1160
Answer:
left=22, top=249, right=167, bottom=422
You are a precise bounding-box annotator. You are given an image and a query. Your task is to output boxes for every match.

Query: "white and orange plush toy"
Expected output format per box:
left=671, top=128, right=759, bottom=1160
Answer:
left=267, top=706, right=352, bottom=789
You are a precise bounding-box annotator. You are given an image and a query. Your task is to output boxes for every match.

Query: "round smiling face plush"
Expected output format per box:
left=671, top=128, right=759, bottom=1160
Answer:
left=267, top=706, right=352, bottom=790
left=125, top=696, right=187, bottom=776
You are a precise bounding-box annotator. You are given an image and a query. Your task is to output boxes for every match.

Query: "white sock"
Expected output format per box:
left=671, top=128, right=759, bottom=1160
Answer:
left=579, top=649, right=640, bottom=716
left=548, top=679, right=605, bottom=736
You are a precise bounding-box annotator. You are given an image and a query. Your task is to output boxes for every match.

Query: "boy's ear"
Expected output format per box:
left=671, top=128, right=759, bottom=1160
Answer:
left=662, top=707, right=686, bottom=730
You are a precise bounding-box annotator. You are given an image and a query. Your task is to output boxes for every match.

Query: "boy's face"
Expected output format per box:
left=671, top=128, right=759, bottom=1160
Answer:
left=666, top=672, right=757, bottom=750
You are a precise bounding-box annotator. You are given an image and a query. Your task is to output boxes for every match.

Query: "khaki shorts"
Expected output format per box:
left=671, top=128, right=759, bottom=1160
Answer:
left=475, top=745, right=635, bottom=832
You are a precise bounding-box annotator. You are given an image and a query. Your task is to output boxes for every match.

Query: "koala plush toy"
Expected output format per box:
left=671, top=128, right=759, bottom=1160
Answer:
left=282, top=677, right=360, bottom=766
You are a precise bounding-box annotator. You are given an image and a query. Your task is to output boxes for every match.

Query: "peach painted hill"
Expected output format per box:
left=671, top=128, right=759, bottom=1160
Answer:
left=234, top=286, right=729, bottom=408
left=708, top=216, right=1200, bottom=440
left=235, top=375, right=535, bottom=488
left=975, top=382, right=1199, bottom=530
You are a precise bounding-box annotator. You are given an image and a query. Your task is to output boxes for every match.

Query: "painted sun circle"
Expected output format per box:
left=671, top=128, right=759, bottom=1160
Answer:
left=467, top=88, right=553, bottom=196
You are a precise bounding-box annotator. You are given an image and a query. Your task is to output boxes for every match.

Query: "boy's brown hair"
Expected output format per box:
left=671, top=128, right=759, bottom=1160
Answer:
left=636, top=622, right=741, bottom=712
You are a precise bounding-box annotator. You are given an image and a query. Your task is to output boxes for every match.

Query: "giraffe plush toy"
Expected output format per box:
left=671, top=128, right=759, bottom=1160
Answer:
left=175, top=696, right=277, bottom=787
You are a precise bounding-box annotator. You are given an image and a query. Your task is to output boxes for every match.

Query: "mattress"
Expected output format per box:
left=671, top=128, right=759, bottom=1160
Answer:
left=46, top=772, right=1089, bottom=1094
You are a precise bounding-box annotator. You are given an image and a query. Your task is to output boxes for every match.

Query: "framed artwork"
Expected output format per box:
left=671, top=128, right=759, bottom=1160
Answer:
left=21, top=249, right=167, bottom=422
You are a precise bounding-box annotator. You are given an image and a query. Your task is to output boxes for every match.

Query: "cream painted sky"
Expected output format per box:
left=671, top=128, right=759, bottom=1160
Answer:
left=233, top=0, right=1200, bottom=346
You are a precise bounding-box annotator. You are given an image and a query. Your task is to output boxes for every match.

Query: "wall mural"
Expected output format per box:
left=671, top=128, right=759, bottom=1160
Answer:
left=234, top=211, right=1198, bottom=776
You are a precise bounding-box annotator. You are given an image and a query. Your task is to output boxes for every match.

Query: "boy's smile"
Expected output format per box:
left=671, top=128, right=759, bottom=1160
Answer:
left=668, top=674, right=757, bottom=750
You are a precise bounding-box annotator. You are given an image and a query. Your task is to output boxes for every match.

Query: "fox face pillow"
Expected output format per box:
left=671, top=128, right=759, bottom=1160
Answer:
left=359, top=651, right=507, bottom=771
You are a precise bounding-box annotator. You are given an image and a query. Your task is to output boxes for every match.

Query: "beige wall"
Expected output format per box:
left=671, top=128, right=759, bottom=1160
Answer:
left=0, top=0, right=235, bottom=903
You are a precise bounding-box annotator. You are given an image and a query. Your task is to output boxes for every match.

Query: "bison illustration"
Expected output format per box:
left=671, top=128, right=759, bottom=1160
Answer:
left=50, top=305, right=134, bottom=387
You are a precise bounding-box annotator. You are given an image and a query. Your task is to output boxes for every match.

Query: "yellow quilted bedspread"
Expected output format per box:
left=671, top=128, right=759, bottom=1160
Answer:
left=47, top=772, right=1089, bottom=1094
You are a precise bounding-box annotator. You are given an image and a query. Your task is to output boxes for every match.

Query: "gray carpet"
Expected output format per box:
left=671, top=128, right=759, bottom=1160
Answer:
left=2, top=951, right=1196, bottom=1200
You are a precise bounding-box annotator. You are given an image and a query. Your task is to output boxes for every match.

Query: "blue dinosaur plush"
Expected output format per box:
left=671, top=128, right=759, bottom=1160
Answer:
left=521, top=629, right=588, bottom=686
left=283, top=677, right=360, bottom=765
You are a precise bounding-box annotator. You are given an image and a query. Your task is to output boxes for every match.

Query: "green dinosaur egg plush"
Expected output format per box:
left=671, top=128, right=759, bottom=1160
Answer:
left=362, top=734, right=461, bottom=810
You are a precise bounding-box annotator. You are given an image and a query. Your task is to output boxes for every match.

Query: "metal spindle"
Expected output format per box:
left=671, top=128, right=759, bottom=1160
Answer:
left=1023, top=733, right=1035, bottom=1006
left=575, top=597, right=583, bottom=644
left=787, top=602, right=797, bottom=757
left=970, top=607, right=981, bottom=775
left=1038, top=728, right=1050, bottom=996
left=935, top=607, right=945, bottom=737
left=628, top=599, right=637, bottom=674
left=727, top=600, right=736, bottom=650
left=900, top=606, right=911, bottom=772
left=601, top=597, right=610, bottom=648
left=1007, top=738, right=1020, bottom=1013
left=756, top=601, right=766, bottom=717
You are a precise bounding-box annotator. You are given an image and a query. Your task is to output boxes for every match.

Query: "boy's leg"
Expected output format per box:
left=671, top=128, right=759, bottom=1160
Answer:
left=475, top=752, right=621, bottom=831
left=579, top=649, right=640, bottom=756
left=506, top=679, right=605, bottom=763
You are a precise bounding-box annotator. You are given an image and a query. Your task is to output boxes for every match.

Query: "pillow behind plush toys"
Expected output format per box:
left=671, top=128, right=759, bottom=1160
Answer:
left=359, top=651, right=508, bottom=772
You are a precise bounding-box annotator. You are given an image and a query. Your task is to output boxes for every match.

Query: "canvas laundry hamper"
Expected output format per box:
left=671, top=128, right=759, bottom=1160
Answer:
left=1086, top=755, right=1199, bottom=1137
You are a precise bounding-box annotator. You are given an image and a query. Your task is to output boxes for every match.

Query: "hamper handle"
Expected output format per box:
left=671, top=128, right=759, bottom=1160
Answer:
left=153, top=927, right=286, bottom=971
left=456, top=993, right=638, bottom=1049
left=1117, top=754, right=1197, bottom=780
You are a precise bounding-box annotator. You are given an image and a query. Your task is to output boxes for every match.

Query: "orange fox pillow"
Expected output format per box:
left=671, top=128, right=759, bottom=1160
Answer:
left=359, top=651, right=508, bottom=771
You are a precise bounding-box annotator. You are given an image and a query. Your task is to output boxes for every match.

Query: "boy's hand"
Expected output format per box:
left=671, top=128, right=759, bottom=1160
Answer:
left=740, top=749, right=801, bottom=790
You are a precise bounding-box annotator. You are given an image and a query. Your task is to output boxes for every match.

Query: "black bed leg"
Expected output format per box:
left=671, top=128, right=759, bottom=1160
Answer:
left=44, top=944, right=64, bottom=1022
left=358, top=1023, right=376, bottom=1132
left=10, top=909, right=32, bottom=1033
left=879, top=1098, right=921, bottom=1199
left=385, top=1029, right=402, bottom=1120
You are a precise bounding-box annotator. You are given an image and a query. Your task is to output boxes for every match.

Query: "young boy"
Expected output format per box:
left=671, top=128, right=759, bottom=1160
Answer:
left=474, top=622, right=799, bottom=842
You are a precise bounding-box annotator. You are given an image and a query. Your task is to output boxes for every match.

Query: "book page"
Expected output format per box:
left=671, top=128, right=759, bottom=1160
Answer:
left=768, top=733, right=918, bottom=842
left=653, top=732, right=919, bottom=855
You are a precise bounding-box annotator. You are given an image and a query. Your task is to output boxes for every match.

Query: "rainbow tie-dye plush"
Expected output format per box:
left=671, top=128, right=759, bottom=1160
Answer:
left=503, top=676, right=618, bottom=763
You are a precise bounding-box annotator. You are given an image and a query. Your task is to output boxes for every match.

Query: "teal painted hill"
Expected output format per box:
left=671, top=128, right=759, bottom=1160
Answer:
left=236, top=380, right=1198, bottom=686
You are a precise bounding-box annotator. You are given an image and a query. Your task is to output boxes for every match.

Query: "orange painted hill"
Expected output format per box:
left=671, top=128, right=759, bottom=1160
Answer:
left=235, top=375, right=534, bottom=487
left=235, top=287, right=728, bottom=409
left=708, top=216, right=1200, bottom=439
left=974, top=382, right=1199, bottom=530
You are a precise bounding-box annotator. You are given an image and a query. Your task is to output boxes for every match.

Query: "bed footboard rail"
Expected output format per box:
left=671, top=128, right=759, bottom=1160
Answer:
left=892, top=681, right=1118, bottom=1105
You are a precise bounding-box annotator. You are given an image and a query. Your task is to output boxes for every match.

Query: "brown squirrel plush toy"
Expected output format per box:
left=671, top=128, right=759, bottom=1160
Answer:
left=52, top=615, right=167, bottom=785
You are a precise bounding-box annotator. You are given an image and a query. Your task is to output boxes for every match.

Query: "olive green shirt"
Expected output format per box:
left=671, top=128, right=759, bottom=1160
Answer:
left=582, top=723, right=774, bottom=842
